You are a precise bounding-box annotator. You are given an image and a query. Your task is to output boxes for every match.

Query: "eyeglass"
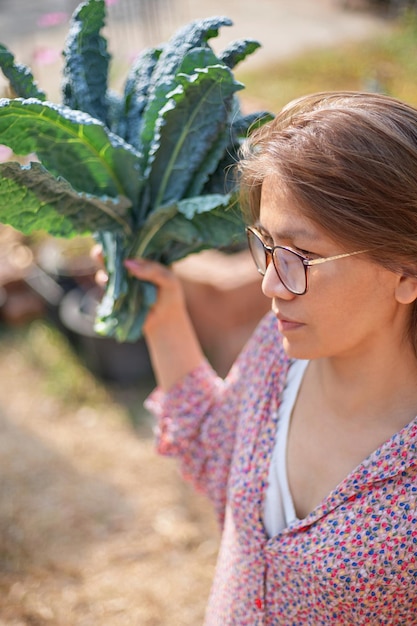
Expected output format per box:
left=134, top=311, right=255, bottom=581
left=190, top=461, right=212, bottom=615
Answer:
left=246, top=226, right=370, bottom=295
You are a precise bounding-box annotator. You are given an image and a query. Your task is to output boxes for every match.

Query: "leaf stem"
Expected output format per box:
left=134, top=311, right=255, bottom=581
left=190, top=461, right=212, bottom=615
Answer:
left=134, top=206, right=177, bottom=258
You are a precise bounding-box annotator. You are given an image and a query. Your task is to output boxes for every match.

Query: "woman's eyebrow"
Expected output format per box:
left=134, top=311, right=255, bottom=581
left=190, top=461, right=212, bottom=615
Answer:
left=256, top=221, right=319, bottom=242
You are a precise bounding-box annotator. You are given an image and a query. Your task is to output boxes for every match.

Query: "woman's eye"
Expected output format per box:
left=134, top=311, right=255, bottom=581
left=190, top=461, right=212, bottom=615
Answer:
left=297, top=248, right=319, bottom=260
left=296, top=246, right=313, bottom=257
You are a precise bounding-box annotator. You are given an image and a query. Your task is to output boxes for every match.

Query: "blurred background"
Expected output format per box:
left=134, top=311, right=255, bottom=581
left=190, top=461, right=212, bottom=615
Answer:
left=0, top=0, right=415, bottom=624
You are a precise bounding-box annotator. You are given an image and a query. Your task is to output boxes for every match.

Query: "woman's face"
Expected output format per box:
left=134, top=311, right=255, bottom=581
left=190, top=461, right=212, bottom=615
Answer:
left=258, top=176, right=414, bottom=362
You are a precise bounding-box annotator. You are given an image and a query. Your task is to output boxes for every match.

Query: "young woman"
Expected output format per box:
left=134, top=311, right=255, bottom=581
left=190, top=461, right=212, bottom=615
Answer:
left=123, top=92, right=417, bottom=625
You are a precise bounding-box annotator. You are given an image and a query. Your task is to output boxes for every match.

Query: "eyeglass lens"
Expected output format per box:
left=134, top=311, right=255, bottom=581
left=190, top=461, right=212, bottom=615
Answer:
left=247, top=229, right=306, bottom=295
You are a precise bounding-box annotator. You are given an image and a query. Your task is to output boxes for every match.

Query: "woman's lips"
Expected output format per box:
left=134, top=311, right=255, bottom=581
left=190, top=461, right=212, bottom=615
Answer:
left=276, top=314, right=304, bottom=333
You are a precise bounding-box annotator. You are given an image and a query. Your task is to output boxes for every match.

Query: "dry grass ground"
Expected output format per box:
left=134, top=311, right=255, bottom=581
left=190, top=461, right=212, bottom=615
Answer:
left=0, top=321, right=219, bottom=625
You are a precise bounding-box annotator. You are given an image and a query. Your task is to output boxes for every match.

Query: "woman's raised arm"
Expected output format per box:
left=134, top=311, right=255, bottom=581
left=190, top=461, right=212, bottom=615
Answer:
left=123, top=258, right=206, bottom=391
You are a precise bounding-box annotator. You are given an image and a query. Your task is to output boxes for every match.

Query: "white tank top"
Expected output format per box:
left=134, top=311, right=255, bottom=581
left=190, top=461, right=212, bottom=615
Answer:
left=263, top=359, right=309, bottom=538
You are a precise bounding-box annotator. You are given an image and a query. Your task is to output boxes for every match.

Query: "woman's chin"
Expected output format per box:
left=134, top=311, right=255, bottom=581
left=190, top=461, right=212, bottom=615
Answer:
left=282, top=337, right=317, bottom=361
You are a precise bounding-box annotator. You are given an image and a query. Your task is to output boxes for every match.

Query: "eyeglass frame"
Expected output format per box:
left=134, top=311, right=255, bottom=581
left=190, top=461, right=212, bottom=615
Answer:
left=246, top=226, right=370, bottom=296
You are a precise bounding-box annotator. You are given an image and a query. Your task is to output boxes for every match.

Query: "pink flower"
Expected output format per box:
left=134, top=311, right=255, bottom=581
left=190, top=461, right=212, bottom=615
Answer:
left=37, top=12, right=68, bottom=28
left=32, top=47, right=61, bottom=66
left=0, top=145, right=12, bottom=163
left=105, top=0, right=119, bottom=5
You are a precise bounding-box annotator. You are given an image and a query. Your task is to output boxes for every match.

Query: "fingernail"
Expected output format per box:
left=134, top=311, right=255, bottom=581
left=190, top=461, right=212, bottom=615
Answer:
left=124, top=259, right=140, bottom=268
left=124, top=259, right=147, bottom=272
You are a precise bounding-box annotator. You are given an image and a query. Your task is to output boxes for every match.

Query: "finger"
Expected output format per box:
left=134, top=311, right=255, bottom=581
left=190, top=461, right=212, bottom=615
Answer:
left=95, top=268, right=108, bottom=287
left=90, top=243, right=104, bottom=266
left=124, top=258, right=174, bottom=288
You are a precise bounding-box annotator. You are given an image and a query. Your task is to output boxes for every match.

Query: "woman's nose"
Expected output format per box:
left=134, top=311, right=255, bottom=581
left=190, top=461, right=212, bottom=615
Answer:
left=261, top=262, right=294, bottom=300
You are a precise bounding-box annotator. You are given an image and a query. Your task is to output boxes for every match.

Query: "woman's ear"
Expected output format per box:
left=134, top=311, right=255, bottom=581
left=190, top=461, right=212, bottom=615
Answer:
left=395, top=273, right=417, bottom=304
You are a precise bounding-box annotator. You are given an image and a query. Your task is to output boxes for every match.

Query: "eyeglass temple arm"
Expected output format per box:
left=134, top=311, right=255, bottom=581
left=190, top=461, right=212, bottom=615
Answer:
left=305, top=249, right=370, bottom=267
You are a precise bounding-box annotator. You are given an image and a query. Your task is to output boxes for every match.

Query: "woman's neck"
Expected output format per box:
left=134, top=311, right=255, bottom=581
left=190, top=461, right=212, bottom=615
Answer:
left=309, top=341, right=417, bottom=432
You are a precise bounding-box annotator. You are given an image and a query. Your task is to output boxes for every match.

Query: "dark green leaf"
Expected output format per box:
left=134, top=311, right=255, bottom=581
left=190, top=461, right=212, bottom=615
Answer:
left=94, top=230, right=156, bottom=341
left=202, top=110, right=274, bottom=195
left=0, top=44, right=46, bottom=100
left=139, top=16, right=233, bottom=150
left=232, top=111, right=274, bottom=137
left=219, top=39, right=261, bottom=69
left=145, top=50, right=243, bottom=209
left=93, top=230, right=128, bottom=329
left=95, top=276, right=156, bottom=341
left=62, top=0, right=110, bottom=124
left=0, top=9, right=268, bottom=343
left=104, top=193, right=246, bottom=342
left=185, top=125, right=236, bottom=198
left=121, top=46, right=163, bottom=148
left=0, top=160, right=132, bottom=237
left=95, top=194, right=245, bottom=343
left=135, top=193, right=246, bottom=263
left=201, top=150, right=239, bottom=196
left=0, top=98, right=143, bottom=202
left=105, top=89, right=124, bottom=134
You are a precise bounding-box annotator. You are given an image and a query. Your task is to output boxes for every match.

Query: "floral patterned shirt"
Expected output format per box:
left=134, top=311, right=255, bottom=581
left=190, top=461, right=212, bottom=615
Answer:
left=145, top=311, right=417, bottom=625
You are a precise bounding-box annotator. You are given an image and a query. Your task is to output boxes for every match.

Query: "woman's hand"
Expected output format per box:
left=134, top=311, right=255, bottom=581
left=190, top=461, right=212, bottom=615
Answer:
left=123, top=258, right=186, bottom=337
left=91, top=245, right=205, bottom=390
left=124, top=258, right=205, bottom=390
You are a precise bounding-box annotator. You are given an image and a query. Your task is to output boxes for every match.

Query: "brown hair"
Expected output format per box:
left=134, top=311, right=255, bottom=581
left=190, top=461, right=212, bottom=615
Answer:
left=238, top=91, right=417, bottom=348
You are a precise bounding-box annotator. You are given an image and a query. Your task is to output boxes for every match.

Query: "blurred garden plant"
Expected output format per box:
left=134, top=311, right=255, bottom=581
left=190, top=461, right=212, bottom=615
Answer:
left=0, top=0, right=272, bottom=341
